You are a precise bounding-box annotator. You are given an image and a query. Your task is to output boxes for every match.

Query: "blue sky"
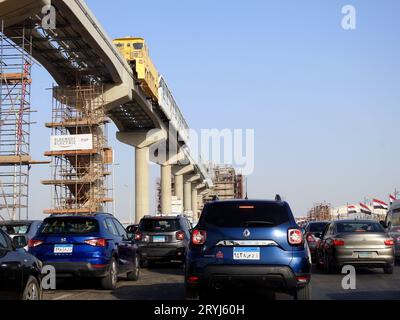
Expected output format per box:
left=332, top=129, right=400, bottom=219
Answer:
left=27, top=0, right=400, bottom=221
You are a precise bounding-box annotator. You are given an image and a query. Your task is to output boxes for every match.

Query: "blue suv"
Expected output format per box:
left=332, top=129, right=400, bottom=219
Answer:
left=185, top=199, right=311, bottom=300
left=28, top=213, right=140, bottom=290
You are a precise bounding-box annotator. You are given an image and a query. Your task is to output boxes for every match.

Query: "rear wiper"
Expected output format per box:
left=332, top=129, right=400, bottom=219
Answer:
left=245, top=221, right=274, bottom=227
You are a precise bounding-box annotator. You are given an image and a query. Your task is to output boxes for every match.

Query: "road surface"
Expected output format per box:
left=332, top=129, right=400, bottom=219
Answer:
left=43, top=263, right=400, bottom=300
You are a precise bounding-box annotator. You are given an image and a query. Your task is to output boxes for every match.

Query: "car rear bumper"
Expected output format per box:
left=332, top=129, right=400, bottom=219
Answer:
left=140, top=243, right=186, bottom=261
left=334, top=247, right=394, bottom=266
left=187, top=265, right=309, bottom=293
left=44, top=261, right=110, bottom=278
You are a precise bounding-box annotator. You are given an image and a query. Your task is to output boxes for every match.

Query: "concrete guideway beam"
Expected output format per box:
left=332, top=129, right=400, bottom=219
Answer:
left=0, top=0, right=50, bottom=26
left=116, top=130, right=167, bottom=149
left=172, top=164, right=194, bottom=177
left=186, top=174, right=201, bottom=184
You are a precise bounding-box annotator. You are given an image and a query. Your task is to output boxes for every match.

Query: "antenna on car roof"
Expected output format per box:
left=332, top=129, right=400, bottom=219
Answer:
left=275, top=194, right=282, bottom=201
left=212, top=195, right=219, bottom=201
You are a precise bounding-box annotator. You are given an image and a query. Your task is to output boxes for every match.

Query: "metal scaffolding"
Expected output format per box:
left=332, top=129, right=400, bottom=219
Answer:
left=308, top=203, right=332, bottom=221
left=198, top=165, right=245, bottom=213
left=42, top=84, right=113, bottom=214
left=0, top=21, right=33, bottom=220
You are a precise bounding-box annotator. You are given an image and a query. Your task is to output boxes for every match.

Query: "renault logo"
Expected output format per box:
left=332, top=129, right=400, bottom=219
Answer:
left=243, top=229, right=251, bottom=238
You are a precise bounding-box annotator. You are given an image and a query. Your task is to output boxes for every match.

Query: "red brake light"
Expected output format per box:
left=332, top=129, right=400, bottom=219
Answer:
left=84, top=238, right=107, bottom=247
left=333, top=239, right=345, bottom=247
left=134, top=232, right=142, bottom=241
left=192, top=230, right=206, bottom=245
left=296, top=275, right=310, bottom=284
left=187, top=276, right=199, bottom=284
left=28, top=239, right=43, bottom=248
left=288, top=229, right=303, bottom=245
left=176, top=230, right=185, bottom=241
left=385, top=239, right=394, bottom=246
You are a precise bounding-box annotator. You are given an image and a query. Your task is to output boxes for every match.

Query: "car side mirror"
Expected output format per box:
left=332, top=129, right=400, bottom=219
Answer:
left=380, top=221, right=388, bottom=229
left=13, top=235, right=28, bottom=249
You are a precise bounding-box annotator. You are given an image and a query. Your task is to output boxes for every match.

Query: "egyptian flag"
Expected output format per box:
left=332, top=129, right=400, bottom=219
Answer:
left=390, top=195, right=397, bottom=205
left=347, top=205, right=357, bottom=214
left=360, top=203, right=372, bottom=215
left=373, top=198, right=388, bottom=210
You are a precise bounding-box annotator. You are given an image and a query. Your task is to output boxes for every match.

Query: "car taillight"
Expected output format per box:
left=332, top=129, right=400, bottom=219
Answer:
left=134, top=232, right=142, bottom=241
left=176, top=230, right=185, bottom=241
left=288, top=229, right=303, bottom=245
left=306, top=233, right=316, bottom=243
left=296, top=275, right=310, bottom=284
left=384, top=239, right=395, bottom=246
left=192, top=230, right=206, bottom=245
left=84, top=238, right=107, bottom=247
left=28, top=239, right=43, bottom=248
left=332, top=239, right=345, bottom=247
left=187, top=276, right=199, bottom=284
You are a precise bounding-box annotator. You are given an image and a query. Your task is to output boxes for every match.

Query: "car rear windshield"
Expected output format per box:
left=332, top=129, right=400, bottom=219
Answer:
left=0, top=223, right=31, bottom=235
left=390, top=226, right=400, bottom=233
left=140, top=219, right=180, bottom=232
left=40, top=218, right=99, bottom=235
left=200, top=202, right=290, bottom=228
left=308, top=222, right=328, bottom=233
left=336, top=222, right=384, bottom=233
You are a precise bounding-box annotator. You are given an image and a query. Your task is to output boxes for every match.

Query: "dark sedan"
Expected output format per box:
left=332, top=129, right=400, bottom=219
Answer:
left=0, top=229, right=42, bottom=300
left=388, top=225, right=400, bottom=260
left=316, top=220, right=395, bottom=274
left=304, top=221, right=329, bottom=261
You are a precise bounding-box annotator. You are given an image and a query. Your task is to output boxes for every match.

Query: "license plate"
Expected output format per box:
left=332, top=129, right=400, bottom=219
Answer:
left=358, top=252, right=374, bottom=258
left=233, top=247, right=260, bottom=260
left=54, top=244, right=73, bottom=254
left=153, top=236, right=166, bottom=243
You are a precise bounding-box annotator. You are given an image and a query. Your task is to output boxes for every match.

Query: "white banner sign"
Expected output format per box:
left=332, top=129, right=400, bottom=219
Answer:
left=50, top=134, right=93, bottom=151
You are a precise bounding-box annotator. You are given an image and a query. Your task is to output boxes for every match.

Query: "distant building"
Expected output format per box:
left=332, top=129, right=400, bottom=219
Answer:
left=155, top=165, right=244, bottom=220
left=308, top=203, right=332, bottom=221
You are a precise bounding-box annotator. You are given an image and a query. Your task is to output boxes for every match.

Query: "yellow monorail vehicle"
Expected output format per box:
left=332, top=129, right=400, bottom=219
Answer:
left=113, top=37, right=159, bottom=101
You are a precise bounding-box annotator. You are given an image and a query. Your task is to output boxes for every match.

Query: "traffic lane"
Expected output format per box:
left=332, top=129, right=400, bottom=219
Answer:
left=310, top=264, right=400, bottom=300
left=43, top=264, right=400, bottom=300
left=43, top=263, right=185, bottom=300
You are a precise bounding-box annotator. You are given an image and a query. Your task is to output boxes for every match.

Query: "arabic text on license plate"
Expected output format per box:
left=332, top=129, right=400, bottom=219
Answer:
left=233, top=247, right=260, bottom=260
left=54, top=244, right=73, bottom=254
left=153, top=236, right=165, bottom=243
left=358, top=252, right=373, bottom=258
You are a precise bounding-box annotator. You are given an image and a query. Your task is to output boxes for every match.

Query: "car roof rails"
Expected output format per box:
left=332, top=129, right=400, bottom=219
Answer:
left=275, top=194, right=282, bottom=201
left=49, top=212, right=112, bottom=217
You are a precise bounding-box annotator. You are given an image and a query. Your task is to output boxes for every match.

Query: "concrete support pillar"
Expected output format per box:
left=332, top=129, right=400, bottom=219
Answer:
left=184, top=176, right=192, bottom=213
left=191, top=187, right=198, bottom=218
left=161, top=164, right=172, bottom=214
left=135, top=146, right=149, bottom=223
left=117, top=129, right=168, bottom=224
left=174, top=174, right=184, bottom=201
